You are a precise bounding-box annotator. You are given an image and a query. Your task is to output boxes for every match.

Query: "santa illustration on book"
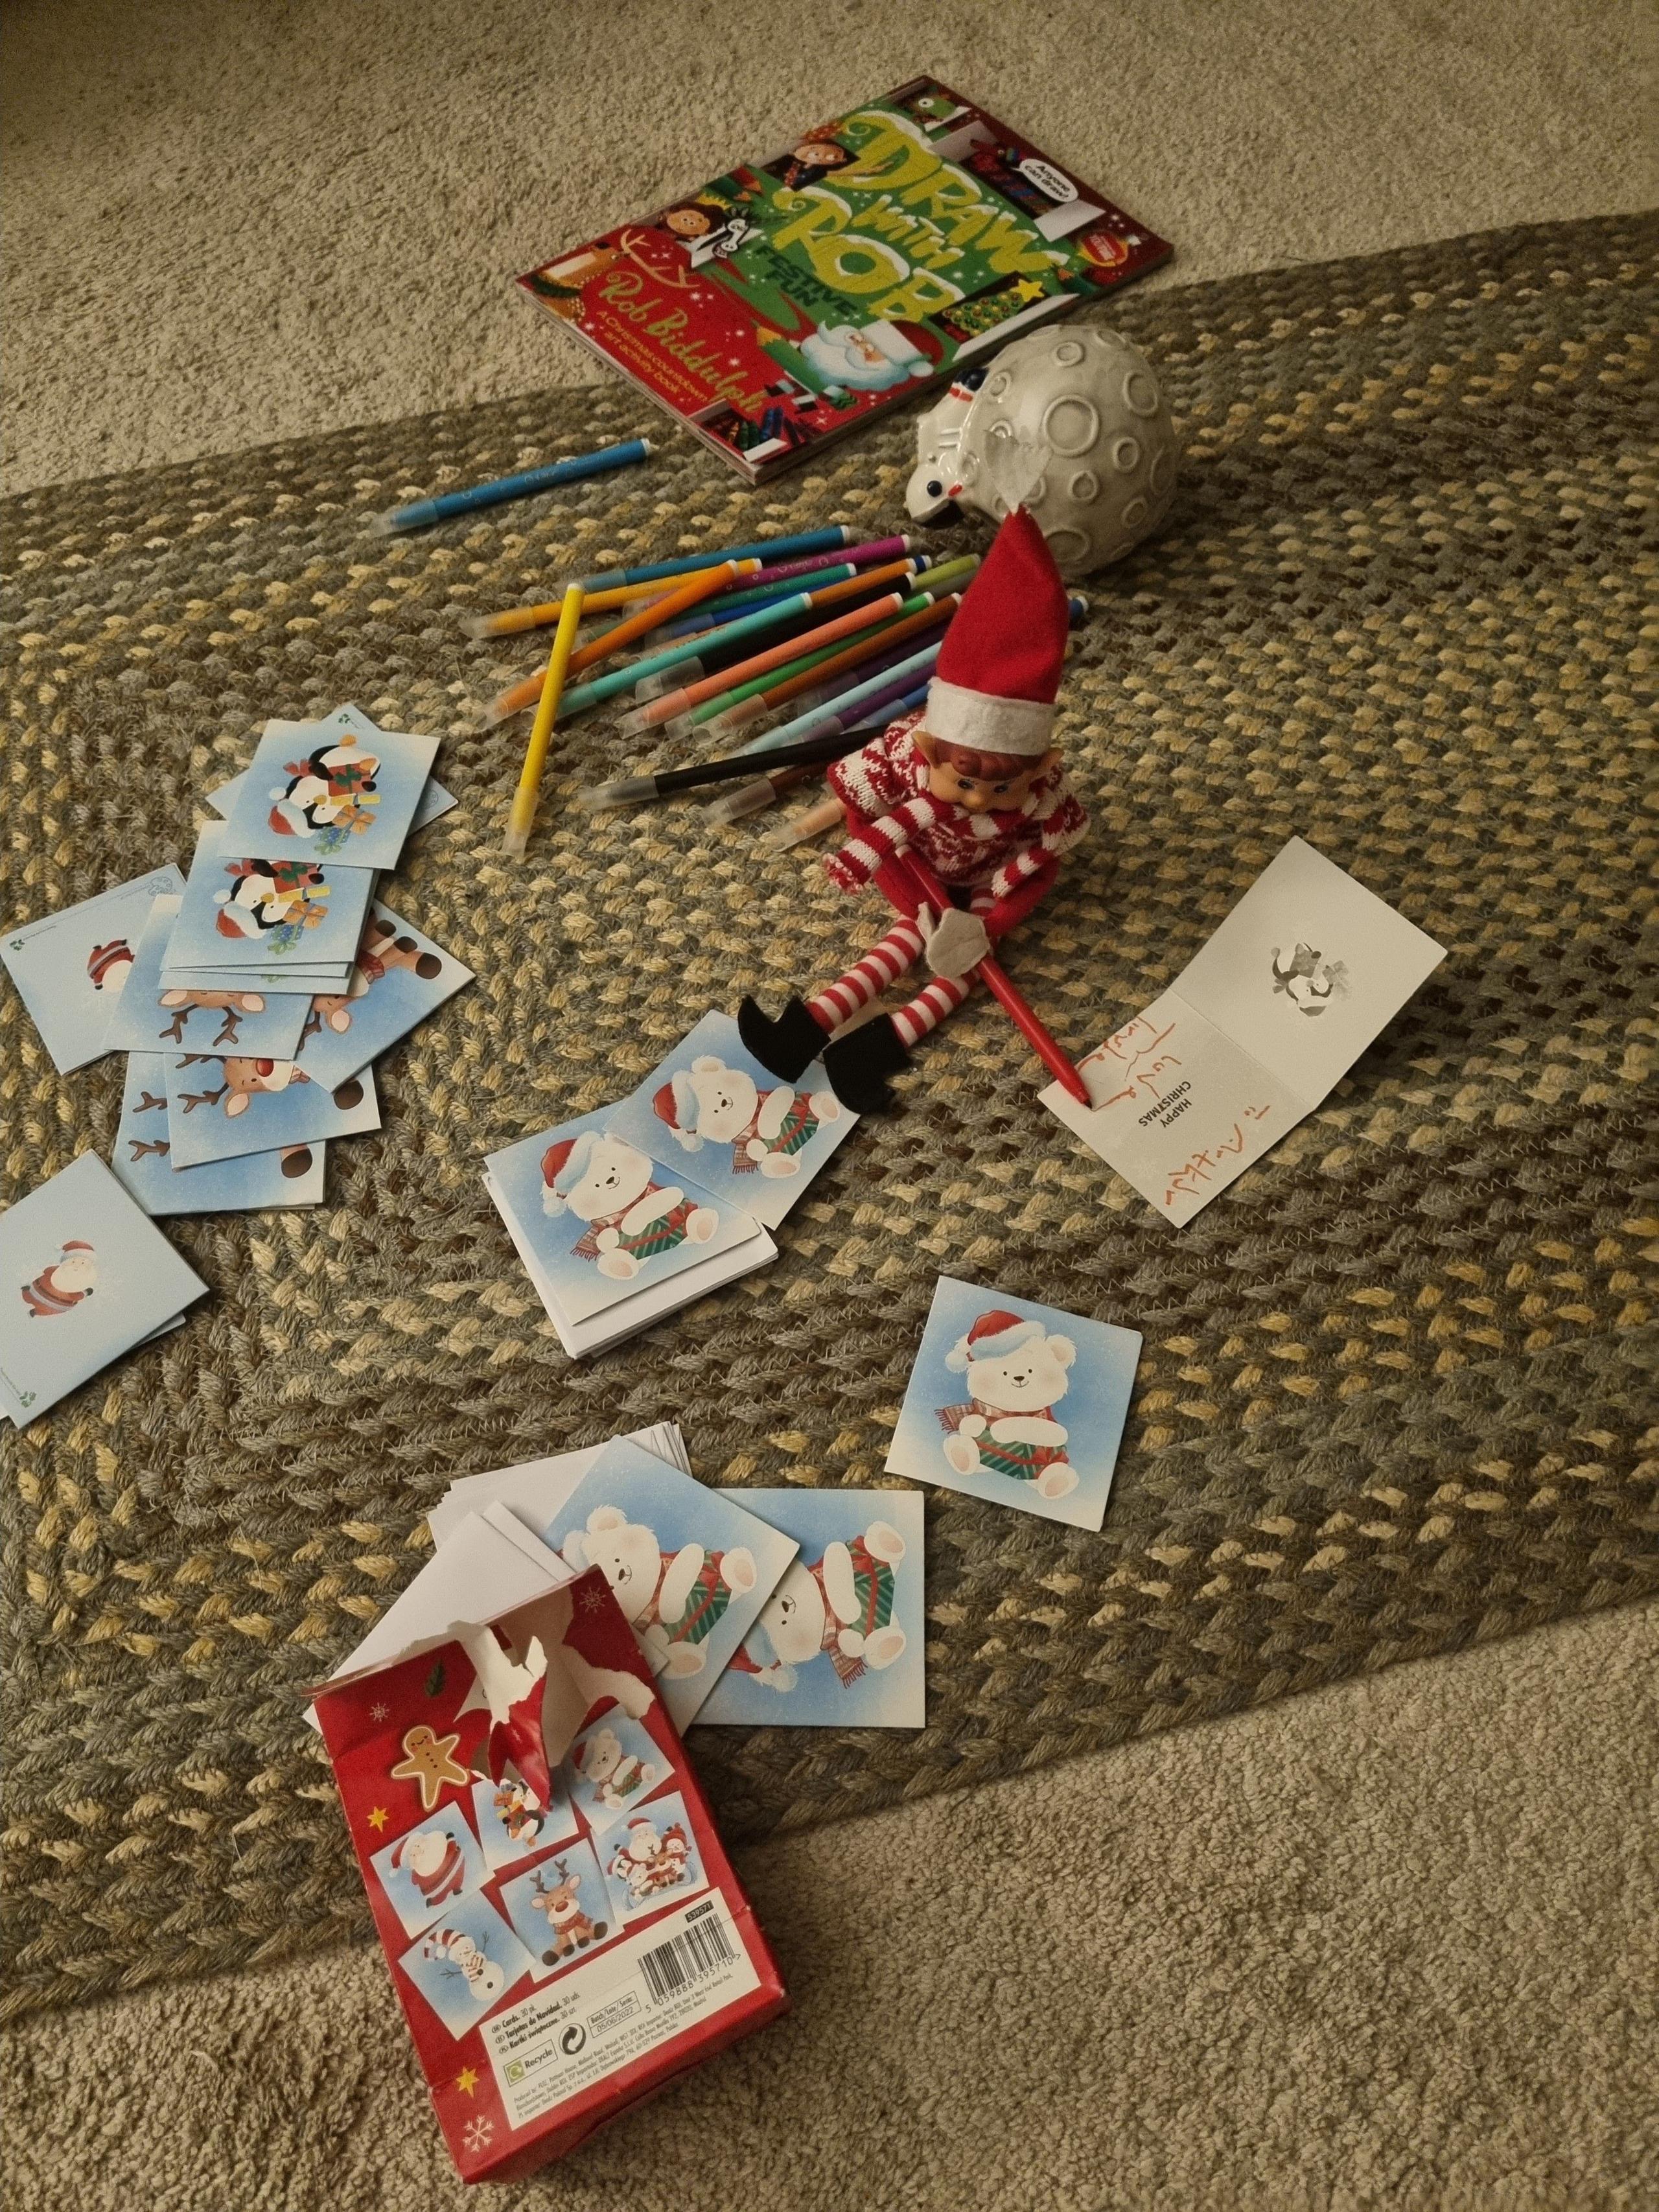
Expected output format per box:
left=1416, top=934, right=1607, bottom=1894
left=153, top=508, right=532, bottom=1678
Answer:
left=739, top=507, right=1087, bottom=1111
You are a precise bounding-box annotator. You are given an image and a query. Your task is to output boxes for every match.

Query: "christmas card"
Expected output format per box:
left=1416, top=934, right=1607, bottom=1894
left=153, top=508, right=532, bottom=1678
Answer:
left=604, top=1010, right=857, bottom=1231
left=207, top=705, right=457, bottom=839
left=563, top=1705, right=680, bottom=1837
left=515, top=1436, right=800, bottom=1731
left=0, top=1151, right=209, bottom=1423
left=695, top=1488, right=926, bottom=1728
left=162, top=1048, right=378, bottom=1169
left=214, top=712, right=440, bottom=872
left=111, top=1053, right=327, bottom=1213
left=161, top=823, right=372, bottom=984
left=1042, top=837, right=1446, bottom=1225
left=1, top=862, right=185, bottom=1073
left=97, top=894, right=310, bottom=1060
left=428, top=1423, right=691, bottom=1550
left=885, top=1275, right=1141, bottom=1531
left=292, top=901, right=474, bottom=1088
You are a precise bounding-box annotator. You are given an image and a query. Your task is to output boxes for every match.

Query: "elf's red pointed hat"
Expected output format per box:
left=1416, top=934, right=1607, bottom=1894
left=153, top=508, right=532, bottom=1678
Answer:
left=926, top=507, right=1069, bottom=757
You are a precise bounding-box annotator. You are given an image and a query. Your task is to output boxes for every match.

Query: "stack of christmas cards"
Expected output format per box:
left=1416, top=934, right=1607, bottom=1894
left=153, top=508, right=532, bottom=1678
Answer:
left=1041, top=837, right=1446, bottom=1224
left=485, top=1011, right=856, bottom=1356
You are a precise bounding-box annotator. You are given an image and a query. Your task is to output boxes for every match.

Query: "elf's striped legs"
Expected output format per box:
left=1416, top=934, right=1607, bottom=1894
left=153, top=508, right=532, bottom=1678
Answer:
left=889, top=971, right=973, bottom=1047
left=805, top=916, right=925, bottom=1032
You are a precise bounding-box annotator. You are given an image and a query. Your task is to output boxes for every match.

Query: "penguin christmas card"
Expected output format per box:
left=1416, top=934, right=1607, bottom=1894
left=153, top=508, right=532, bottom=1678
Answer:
left=97, top=894, right=310, bottom=1061
left=213, top=712, right=439, bottom=872
left=1, top=863, right=185, bottom=1073
left=0, top=1151, right=209, bottom=1423
left=207, top=705, right=456, bottom=844
left=886, top=1275, right=1141, bottom=1530
left=604, top=1010, right=857, bottom=1230
left=162, top=824, right=373, bottom=981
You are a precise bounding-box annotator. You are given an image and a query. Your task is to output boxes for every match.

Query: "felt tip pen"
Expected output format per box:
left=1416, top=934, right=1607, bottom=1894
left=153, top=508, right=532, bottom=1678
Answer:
left=570, top=525, right=854, bottom=594
left=371, top=437, right=651, bottom=534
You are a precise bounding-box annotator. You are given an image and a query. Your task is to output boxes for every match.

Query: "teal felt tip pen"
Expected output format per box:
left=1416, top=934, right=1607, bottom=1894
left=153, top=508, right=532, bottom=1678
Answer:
left=570, top=526, right=854, bottom=594
left=736, top=642, right=946, bottom=758
left=370, top=437, right=652, bottom=534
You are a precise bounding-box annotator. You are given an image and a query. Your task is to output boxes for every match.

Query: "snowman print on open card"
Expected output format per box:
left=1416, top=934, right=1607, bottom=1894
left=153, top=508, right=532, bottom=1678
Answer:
left=605, top=1010, right=855, bottom=1231
left=397, top=1889, right=535, bottom=2040
left=886, top=1276, right=1142, bottom=1532
left=484, top=1109, right=764, bottom=1327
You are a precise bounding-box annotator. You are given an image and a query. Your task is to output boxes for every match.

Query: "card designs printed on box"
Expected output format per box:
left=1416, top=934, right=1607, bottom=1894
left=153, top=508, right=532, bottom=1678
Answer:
left=601, top=1790, right=708, bottom=1924
left=111, top=1053, right=325, bottom=1214
left=563, top=1708, right=673, bottom=1834
left=1, top=865, right=185, bottom=1073
left=529, top=1438, right=798, bottom=1728
left=485, top=1112, right=765, bottom=1327
left=498, top=1836, right=620, bottom=1977
left=163, top=1050, right=378, bottom=1169
left=97, top=896, right=311, bottom=1060
left=215, top=715, right=440, bottom=870
left=605, top=1010, right=856, bottom=1230
left=397, top=1890, right=537, bottom=2040
left=296, top=905, right=474, bottom=1086
left=371, top=1805, right=491, bottom=1938
left=470, top=1769, right=579, bottom=1875
left=885, top=1277, right=1141, bottom=1531
left=166, top=824, right=375, bottom=972
left=0, top=1152, right=209, bottom=1423
left=696, top=1489, right=926, bottom=1728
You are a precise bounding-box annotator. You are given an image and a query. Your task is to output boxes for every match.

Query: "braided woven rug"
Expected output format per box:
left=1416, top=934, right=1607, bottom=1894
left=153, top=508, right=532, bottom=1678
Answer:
left=3, top=214, right=1654, bottom=2020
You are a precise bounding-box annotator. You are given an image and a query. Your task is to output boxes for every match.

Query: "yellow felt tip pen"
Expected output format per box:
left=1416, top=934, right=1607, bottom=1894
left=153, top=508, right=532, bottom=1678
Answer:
left=502, top=584, right=585, bottom=856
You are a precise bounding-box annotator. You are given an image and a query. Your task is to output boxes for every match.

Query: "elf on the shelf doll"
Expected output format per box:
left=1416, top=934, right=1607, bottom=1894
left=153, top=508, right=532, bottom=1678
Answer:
left=739, top=507, right=1087, bottom=1112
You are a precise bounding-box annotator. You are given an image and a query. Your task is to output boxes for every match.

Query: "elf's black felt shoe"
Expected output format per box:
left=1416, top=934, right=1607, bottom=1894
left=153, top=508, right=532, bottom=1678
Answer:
left=823, top=1014, right=911, bottom=1113
left=737, top=994, right=829, bottom=1084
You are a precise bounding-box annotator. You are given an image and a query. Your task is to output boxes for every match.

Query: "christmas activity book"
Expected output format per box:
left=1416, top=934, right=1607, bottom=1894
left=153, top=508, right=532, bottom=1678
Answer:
left=518, top=76, right=1170, bottom=482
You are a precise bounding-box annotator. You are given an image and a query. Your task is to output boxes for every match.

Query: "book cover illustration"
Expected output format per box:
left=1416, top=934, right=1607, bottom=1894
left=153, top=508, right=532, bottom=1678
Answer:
left=518, top=78, right=1169, bottom=481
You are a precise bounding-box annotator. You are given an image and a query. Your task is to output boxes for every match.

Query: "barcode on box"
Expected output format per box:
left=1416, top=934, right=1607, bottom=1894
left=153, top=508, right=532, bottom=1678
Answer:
left=640, top=1911, right=737, bottom=2003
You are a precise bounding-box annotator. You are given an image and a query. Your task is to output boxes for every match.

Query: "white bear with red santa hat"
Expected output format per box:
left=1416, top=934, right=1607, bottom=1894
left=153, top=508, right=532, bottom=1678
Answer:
left=938, top=1308, right=1078, bottom=1498
left=562, top=1504, right=755, bottom=1679
left=540, top=1130, right=718, bottom=1280
left=653, top=1056, right=839, bottom=1180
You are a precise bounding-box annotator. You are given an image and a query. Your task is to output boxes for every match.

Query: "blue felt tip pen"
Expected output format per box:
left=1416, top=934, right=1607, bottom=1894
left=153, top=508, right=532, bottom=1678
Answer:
left=370, top=437, right=653, bottom=535
left=572, top=526, right=854, bottom=594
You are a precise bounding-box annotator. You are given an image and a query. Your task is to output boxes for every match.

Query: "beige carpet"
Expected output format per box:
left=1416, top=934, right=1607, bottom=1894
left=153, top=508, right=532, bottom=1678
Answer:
left=4, top=3, right=1656, bottom=2205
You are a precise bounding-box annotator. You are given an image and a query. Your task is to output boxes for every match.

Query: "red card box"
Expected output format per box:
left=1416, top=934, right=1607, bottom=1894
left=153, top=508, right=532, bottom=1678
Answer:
left=312, top=1566, right=788, bottom=2183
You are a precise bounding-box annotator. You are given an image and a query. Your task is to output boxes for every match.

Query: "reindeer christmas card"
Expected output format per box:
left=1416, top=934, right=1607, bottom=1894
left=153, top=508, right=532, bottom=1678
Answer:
left=208, top=705, right=457, bottom=839
left=496, top=1834, right=621, bottom=1979
left=485, top=1108, right=772, bottom=1337
left=294, top=902, right=474, bottom=1088
left=1042, top=838, right=1446, bottom=1226
left=161, top=824, right=373, bottom=983
left=0, top=1152, right=209, bottom=1423
left=163, top=1049, right=378, bottom=1169
left=1, top=863, right=185, bottom=1073
left=214, top=712, right=441, bottom=872
left=113, top=1053, right=327, bottom=1213
left=604, top=1010, right=857, bottom=1231
left=695, top=1488, right=926, bottom=1728
left=886, top=1276, right=1141, bottom=1531
left=98, top=896, right=310, bottom=1061
left=522, top=1437, right=799, bottom=1730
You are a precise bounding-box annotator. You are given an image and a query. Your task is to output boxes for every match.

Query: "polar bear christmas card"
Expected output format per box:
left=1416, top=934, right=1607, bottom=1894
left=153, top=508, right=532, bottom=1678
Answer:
left=886, top=1276, right=1141, bottom=1531
left=528, top=1437, right=798, bottom=1729
left=604, top=1010, right=857, bottom=1231
left=696, top=1488, right=926, bottom=1729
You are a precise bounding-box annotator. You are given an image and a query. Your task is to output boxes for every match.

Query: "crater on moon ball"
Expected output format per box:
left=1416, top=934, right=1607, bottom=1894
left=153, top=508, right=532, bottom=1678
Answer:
left=1053, top=338, right=1085, bottom=366
left=1070, top=469, right=1100, bottom=502
left=1124, top=371, right=1159, bottom=417
left=1111, top=435, right=1141, bottom=473
left=1042, top=396, right=1100, bottom=456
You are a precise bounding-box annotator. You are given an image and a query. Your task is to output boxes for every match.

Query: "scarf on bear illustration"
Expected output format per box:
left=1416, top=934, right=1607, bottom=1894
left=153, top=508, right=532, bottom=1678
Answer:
left=730, top=1090, right=821, bottom=1173
left=729, top=1534, right=898, bottom=1687
left=650, top=1550, right=736, bottom=1651
left=936, top=1399, right=1071, bottom=1484
left=570, top=1191, right=698, bottom=1264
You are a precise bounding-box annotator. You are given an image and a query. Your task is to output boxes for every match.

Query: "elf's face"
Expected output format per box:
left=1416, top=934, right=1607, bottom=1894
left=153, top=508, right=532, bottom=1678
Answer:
left=914, top=732, right=1058, bottom=815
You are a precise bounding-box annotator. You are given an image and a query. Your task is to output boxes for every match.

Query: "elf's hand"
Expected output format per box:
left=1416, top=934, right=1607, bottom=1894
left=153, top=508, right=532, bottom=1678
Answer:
left=822, top=844, right=874, bottom=894
left=919, top=903, right=991, bottom=979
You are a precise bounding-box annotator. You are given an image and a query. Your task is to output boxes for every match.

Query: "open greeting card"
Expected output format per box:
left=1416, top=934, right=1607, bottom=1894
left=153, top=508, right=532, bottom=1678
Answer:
left=112, top=1053, right=326, bottom=1213
left=213, top=712, right=440, bottom=872
left=886, top=1275, right=1141, bottom=1531
left=1043, top=838, right=1446, bottom=1224
left=0, top=1152, right=209, bottom=1423
left=605, top=1011, right=857, bottom=1231
left=485, top=1108, right=775, bottom=1358
left=428, top=1422, right=691, bottom=1549
left=1, top=864, right=185, bottom=1073
left=98, top=894, right=310, bottom=1060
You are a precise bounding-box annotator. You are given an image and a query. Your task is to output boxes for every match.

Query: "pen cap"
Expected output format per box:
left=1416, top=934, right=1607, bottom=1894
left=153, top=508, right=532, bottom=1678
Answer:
left=704, top=777, right=781, bottom=826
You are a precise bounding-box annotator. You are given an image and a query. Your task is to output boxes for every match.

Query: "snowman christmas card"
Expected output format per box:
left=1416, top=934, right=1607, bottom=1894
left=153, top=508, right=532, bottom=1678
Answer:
left=886, top=1276, right=1141, bottom=1531
left=605, top=1010, right=856, bottom=1231
left=1, top=863, right=185, bottom=1073
left=213, top=712, right=439, bottom=872
left=0, top=1152, right=209, bottom=1423
left=97, top=895, right=311, bottom=1061
left=697, top=1488, right=926, bottom=1729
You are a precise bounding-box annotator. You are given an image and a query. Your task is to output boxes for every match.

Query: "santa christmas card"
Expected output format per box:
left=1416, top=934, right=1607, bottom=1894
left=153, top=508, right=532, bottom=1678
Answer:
left=516, top=1436, right=799, bottom=1730
left=97, top=894, right=310, bottom=1061
left=112, top=1053, right=327, bottom=1214
left=163, top=1048, right=379, bottom=1169
left=696, top=1488, right=926, bottom=1728
left=1, top=862, right=185, bottom=1073
left=292, top=900, right=473, bottom=1088
left=885, top=1275, right=1141, bottom=1531
left=1041, top=838, right=1446, bottom=1225
left=604, top=1010, right=857, bottom=1231
left=215, top=713, right=440, bottom=872
left=312, top=1554, right=788, bottom=2182
left=0, top=1151, right=209, bottom=1423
